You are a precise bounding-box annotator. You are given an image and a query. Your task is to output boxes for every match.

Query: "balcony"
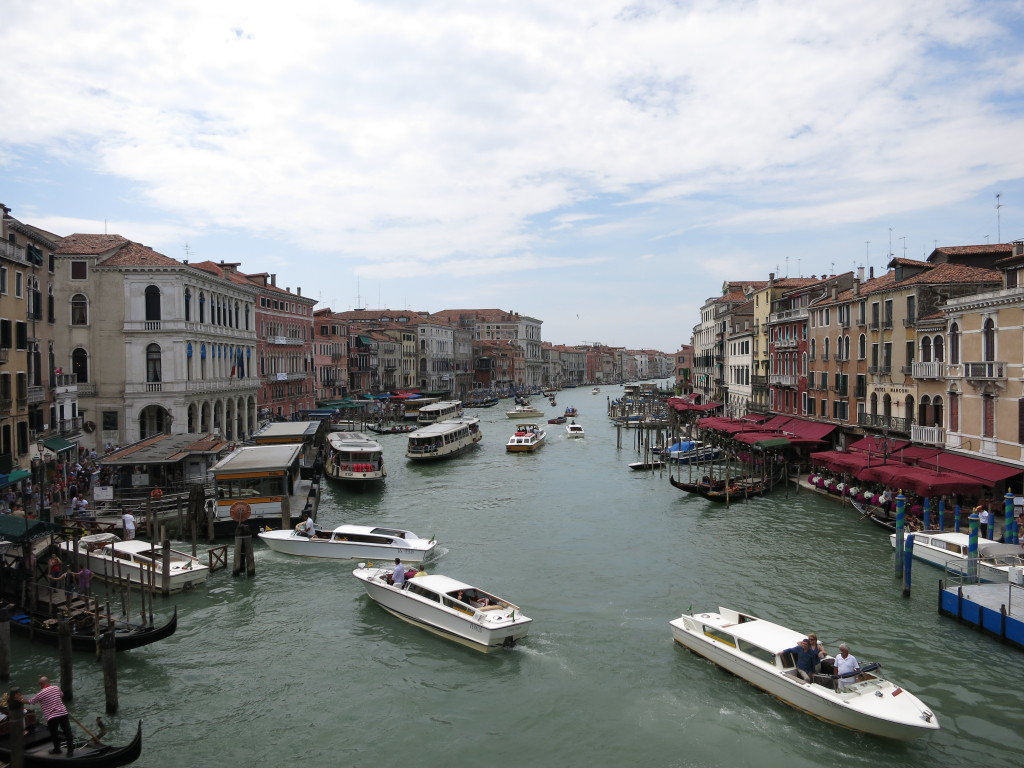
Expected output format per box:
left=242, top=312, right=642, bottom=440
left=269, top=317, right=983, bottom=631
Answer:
left=59, top=416, right=83, bottom=434
left=867, top=366, right=878, bottom=374
left=0, top=347, right=7, bottom=363
left=751, top=375, right=768, bottom=389
left=0, top=397, right=10, bottom=413
left=768, top=307, right=808, bottom=323
left=267, top=335, right=304, bottom=346
left=775, top=338, right=798, bottom=349
left=768, top=374, right=799, bottom=388
left=857, top=414, right=913, bottom=433
left=16, top=396, right=27, bottom=408
left=903, top=317, right=917, bottom=327
left=911, top=424, right=946, bottom=445
left=879, top=366, right=891, bottom=375
left=869, top=320, right=879, bottom=330
left=964, top=361, right=1006, bottom=380
left=881, top=318, right=893, bottom=330
left=912, top=361, right=945, bottom=379
left=76, top=383, right=97, bottom=396
left=145, top=320, right=161, bottom=331
left=27, top=385, right=46, bottom=404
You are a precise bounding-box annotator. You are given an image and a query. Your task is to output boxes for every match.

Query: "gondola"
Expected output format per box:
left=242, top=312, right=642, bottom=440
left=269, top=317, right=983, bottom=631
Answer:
left=669, top=475, right=727, bottom=494
left=7, top=605, right=177, bottom=652
left=0, top=719, right=142, bottom=767
left=851, top=499, right=897, bottom=531
left=695, top=468, right=787, bottom=503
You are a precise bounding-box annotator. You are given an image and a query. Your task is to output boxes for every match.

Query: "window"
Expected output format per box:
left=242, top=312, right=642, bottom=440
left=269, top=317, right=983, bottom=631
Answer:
left=0, top=266, right=6, bottom=294
left=145, top=285, right=161, bottom=321
left=858, top=334, right=866, bottom=360
left=47, top=285, right=55, bottom=323
left=146, top=343, right=162, bottom=382
left=949, top=323, right=960, bottom=364
left=920, top=336, right=932, bottom=363
left=102, top=411, right=118, bottom=431
left=184, top=288, right=191, bottom=321
left=983, top=318, right=996, bottom=361
left=72, top=348, right=89, bottom=383
left=71, top=261, right=87, bottom=279
left=15, top=272, right=22, bottom=298
left=15, top=322, right=27, bottom=350
left=71, top=294, right=88, bottom=325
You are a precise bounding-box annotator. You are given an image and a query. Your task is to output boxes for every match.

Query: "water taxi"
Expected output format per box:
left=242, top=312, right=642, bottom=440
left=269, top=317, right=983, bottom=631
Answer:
left=565, top=422, right=585, bottom=438
left=259, top=524, right=435, bottom=562
left=506, top=424, right=546, bottom=452
left=505, top=404, right=544, bottom=419
left=62, top=533, right=210, bottom=593
left=406, top=416, right=482, bottom=460
left=353, top=565, right=532, bottom=652
left=888, top=530, right=1024, bottom=582
left=563, top=406, right=578, bottom=419
left=416, top=400, right=464, bottom=424
left=324, top=431, right=387, bottom=487
left=669, top=607, right=939, bottom=740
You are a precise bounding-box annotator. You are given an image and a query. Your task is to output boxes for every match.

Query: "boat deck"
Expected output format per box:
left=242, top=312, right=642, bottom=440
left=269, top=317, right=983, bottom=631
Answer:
left=939, top=581, right=1024, bottom=651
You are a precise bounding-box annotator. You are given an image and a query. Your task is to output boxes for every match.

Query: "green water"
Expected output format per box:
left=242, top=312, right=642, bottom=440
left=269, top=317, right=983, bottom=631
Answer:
left=10, top=386, right=1022, bottom=767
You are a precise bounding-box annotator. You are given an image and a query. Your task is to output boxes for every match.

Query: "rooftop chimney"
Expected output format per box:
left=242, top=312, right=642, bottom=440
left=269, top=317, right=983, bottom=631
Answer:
left=271, top=273, right=276, bottom=286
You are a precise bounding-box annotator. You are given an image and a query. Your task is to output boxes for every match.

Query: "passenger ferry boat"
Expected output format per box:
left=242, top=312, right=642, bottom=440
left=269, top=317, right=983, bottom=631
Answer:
left=406, top=416, right=482, bottom=461
left=251, top=420, right=327, bottom=479
left=416, top=400, right=464, bottom=425
left=210, top=444, right=320, bottom=535
left=402, top=397, right=439, bottom=420
left=506, top=423, right=546, bottom=452
left=324, top=431, right=386, bottom=487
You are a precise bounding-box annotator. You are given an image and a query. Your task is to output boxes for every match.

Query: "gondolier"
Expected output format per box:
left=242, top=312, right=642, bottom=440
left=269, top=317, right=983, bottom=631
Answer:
left=24, top=676, right=74, bottom=756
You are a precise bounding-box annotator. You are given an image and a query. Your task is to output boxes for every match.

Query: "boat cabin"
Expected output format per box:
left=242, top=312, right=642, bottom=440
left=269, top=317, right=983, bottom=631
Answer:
left=251, top=420, right=327, bottom=478
left=211, top=444, right=315, bottom=526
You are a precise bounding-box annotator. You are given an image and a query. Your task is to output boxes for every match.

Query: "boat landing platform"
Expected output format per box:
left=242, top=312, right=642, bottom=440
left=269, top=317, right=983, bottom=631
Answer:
left=938, top=580, right=1024, bottom=651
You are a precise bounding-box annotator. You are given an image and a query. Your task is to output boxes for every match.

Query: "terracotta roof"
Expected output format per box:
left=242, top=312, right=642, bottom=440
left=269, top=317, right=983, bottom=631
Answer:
left=431, top=309, right=523, bottom=323
left=887, top=257, right=931, bottom=268
left=931, top=244, right=1014, bottom=258
left=98, top=241, right=180, bottom=267
left=56, top=233, right=129, bottom=255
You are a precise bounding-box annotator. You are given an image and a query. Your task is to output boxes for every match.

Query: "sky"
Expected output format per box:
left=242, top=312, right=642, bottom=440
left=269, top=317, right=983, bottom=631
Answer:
left=3, top=0, right=1024, bottom=353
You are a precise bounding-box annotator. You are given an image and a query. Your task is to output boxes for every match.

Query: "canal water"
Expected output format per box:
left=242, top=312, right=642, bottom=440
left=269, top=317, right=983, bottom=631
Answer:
left=10, top=384, right=1023, bottom=767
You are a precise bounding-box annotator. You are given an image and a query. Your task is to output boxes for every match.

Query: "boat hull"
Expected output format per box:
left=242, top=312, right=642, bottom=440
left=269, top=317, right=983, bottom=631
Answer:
left=889, top=531, right=1016, bottom=583
left=9, top=606, right=178, bottom=652
left=0, top=720, right=142, bottom=768
left=259, top=531, right=434, bottom=563
left=669, top=613, right=938, bottom=741
left=60, top=539, right=209, bottom=594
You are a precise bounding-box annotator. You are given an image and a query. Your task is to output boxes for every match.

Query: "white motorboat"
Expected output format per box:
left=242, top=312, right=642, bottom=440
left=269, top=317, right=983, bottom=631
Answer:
left=324, top=431, right=386, bottom=485
left=505, top=404, right=544, bottom=419
left=669, top=607, right=939, bottom=740
left=353, top=565, right=532, bottom=652
left=565, top=422, right=585, bottom=438
left=506, top=423, right=546, bottom=452
left=406, top=416, right=482, bottom=460
left=61, top=533, right=210, bottom=593
left=259, top=524, right=435, bottom=562
left=889, top=530, right=1024, bottom=582
left=591, top=387, right=600, bottom=395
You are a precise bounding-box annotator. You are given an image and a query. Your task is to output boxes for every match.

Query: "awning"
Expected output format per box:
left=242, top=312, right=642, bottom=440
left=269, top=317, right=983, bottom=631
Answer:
left=847, top=436, right=910, bottom=454
left=0, top=469, right=32, bottom=490
left=891, top=446, right=943, bottom=466
left=0, top=515, right=57, bottom=543
left=779, top=417, right=837, bottom=442
left=760, top=415, right=794, bottom=431
left=810, top=451, right=874, bottom=474
left=43, top=437, right=77, bottom=453
left=356, top=335, right=373, bottom=345
left=932, top=453, right=1023, bottom=484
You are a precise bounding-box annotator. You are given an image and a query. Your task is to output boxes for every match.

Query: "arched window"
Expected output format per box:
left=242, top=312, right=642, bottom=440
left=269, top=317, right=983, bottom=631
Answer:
left=920, top=336, right=932, bottom=363
left=809, top=338, right=816, bottom=359
left=199, top=292, right=206, bottom=323
left=934, top=335, right=944, bottom=362
left=918, top=395, right=931, bottom=426
left=244, top=304, right=250, bottom=330
left=70, top=294, right=88, bottom=325
left=72, top=348, right=89, bottom=383
left=983, top=318, right=996, bottom=361
left=145, top=285, right=161, bottom=322
left=870, top=392, right=878, bottom=416
left=184, top=288, right=192, bottom=322
left=146, top=343, right=162, bottom=382
left=47, top=284, right=55, bottom=323
left=823, top=337, right=830, bottom=360
left=905, top=395, right=915, bottom=426
left=234, top=302, right=240, bottom=328
left=933, top=396, right=944, bottom=428
left=858, top=334, right=866, bottom=360
left=843, top=335, right=851, bottom=361
left=949, top=323, right=960, bottom=364
left=882, top=393, right=892, bottom=421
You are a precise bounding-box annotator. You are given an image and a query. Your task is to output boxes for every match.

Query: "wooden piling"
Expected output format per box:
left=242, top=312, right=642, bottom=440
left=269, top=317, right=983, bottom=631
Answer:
left=101, top=629, right=118, bottom=714
left=59, top=619, right=74, bottom=701
left=162, top=528, right=171, bottom=598
left=232, top=526, right=256, bottom=578
left=0, top=605, right=9, bottom=682
left=8, top=688, right=25, bottom=763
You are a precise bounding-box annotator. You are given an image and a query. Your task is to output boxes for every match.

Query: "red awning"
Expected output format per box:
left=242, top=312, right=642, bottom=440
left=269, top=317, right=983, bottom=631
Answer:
left=778, top=417, right=837, bottom=441
left=847, top=436, right=911, bottom=454
left=760, top=415, right=794, bottom=431
left=932, top=453, right=1023, bottom=484
left=811, top=451, right=874, bottom=474
left=891, top=446, right=942, bottom=466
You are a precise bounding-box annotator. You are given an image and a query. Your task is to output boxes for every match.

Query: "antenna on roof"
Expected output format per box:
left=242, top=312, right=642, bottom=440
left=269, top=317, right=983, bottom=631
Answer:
left=184, top=242, right=192, bottom=261
left=996, top=192, right=1003, bottom=242
left=888, top=228, right=894, bottom=258
left=865, top=241, right=870, bottom=273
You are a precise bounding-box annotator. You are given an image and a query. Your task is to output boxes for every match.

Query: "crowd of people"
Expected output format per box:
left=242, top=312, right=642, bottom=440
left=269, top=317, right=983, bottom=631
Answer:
left=1, top=447, right=109, bottom=522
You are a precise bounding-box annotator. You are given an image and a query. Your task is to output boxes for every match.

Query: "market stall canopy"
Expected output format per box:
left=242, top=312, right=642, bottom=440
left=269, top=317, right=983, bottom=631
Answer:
left=847, top=436, right=910, bottom=454
left=0, top=469, right=32, bottom=490
left=0, top=515, right=57, bottom=543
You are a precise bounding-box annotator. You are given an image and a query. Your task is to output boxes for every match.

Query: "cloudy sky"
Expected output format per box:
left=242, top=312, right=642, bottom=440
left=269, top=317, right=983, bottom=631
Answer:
left=3, top=0, right=1024, bottom=352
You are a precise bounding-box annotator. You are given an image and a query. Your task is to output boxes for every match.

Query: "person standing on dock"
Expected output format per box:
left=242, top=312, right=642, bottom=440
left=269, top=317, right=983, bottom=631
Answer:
left=122, top=510, right=137, bottom=540
left=977, top=506, right=991, bottom=538
left=23, top=677, right=74, bottom=756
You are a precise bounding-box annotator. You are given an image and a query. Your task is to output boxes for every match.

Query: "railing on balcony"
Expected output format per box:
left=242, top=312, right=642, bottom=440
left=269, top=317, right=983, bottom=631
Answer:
left=768, top=374, right=798, bottom=387
left=911, top=424, right=946, bottom=445
left=0, top=397, right=10, bottom=413
left=912, top=361, right=944, bottom=379
left=76, top=382, right=96, bottom=396
left=869, top=320, right=879, bottom=330
left=857, top=414, right=913, bottom=433
left=903, top=317, right=916, bottom=327
left=59, top=416, right=83, bottom=434
left=144, top=320, right=161, bottom=331
left=54, top=373, right=77, bottom=388
left=768, top=307, right=809, bottom=323
left=775, top=338, right=798, bottom=349
left=751, top=375, right=768, bottom=389
left=867, top=366, right=878, bottom=374
left=0, top=348, right=8, bottom=364
left=881, top=318, right=893, bottom=329
left=27, top=385, right=45, bottom=404
left=964, top=361, right=1006, bottom=380
left=16, top=396, right=27, bottom=408
left=879, top=366, right=891, bottom=375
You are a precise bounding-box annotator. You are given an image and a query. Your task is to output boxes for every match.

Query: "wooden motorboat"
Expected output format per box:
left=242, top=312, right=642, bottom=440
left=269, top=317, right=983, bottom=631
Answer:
left=353, top=566, right=531, bottom=652
left=563, top=407, right=578, bottom=419
left=506, top=424, right=546, bottom=452
left=406, top=417, right=482, bottom=461
left=505, top=405, right=544, bottom=419
left=629, top=460, right=665, bottom=471
left=664, top=440, right=722, bottom=464
left=60, top=535, right=209, bottom=593
left=0, top=718, right=143, bottom=767
left=324, top=431, right=386, bottom=485
left=669, top=607, right=939, bottom=740
left=7, top=604, right=177, bottom=652
left=259, top=524, right=435, bottom=563
left=547, top=415, right=567, bottom=425
left=565, top=423, right=585, bottom=439
left=888, top=530, right=1024, bottom=582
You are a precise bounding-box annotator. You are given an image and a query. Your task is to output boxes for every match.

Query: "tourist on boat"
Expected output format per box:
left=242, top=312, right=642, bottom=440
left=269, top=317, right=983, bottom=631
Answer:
left=806, top=632, right=830, bottom=673
left=122, top=510, right=137, bottom=540
left=778, top=638, right=819, bottom=682
left=23, top=676, right=74, bottom=756
left=390, top=557, right=407, bottom=587
left=834, top=643, right=860, bottom=689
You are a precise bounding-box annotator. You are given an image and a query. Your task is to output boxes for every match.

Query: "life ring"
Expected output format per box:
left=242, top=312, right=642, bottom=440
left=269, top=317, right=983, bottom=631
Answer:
left=150, top=488, right=164, bottom=500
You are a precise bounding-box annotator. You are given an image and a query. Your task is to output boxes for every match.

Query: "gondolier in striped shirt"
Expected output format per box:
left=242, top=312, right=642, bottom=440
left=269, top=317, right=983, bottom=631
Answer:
left=24, top=676, right=75, bottom=756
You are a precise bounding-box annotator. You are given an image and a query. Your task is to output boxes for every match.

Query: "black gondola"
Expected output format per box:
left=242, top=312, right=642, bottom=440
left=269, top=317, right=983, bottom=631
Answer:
left=0, top=719, right=142, bottom=767
left=365, top=423, right=417, bottom=434
left=7, top=605, right=177, bottom=652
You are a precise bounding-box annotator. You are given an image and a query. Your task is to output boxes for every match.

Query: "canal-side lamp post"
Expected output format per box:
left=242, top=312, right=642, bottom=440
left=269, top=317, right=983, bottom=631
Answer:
left=967, top=512, right=980, bottom=583
left=1003, top=491, right=1015, bottom=545
left=894, top=492, right=907, bottom=578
